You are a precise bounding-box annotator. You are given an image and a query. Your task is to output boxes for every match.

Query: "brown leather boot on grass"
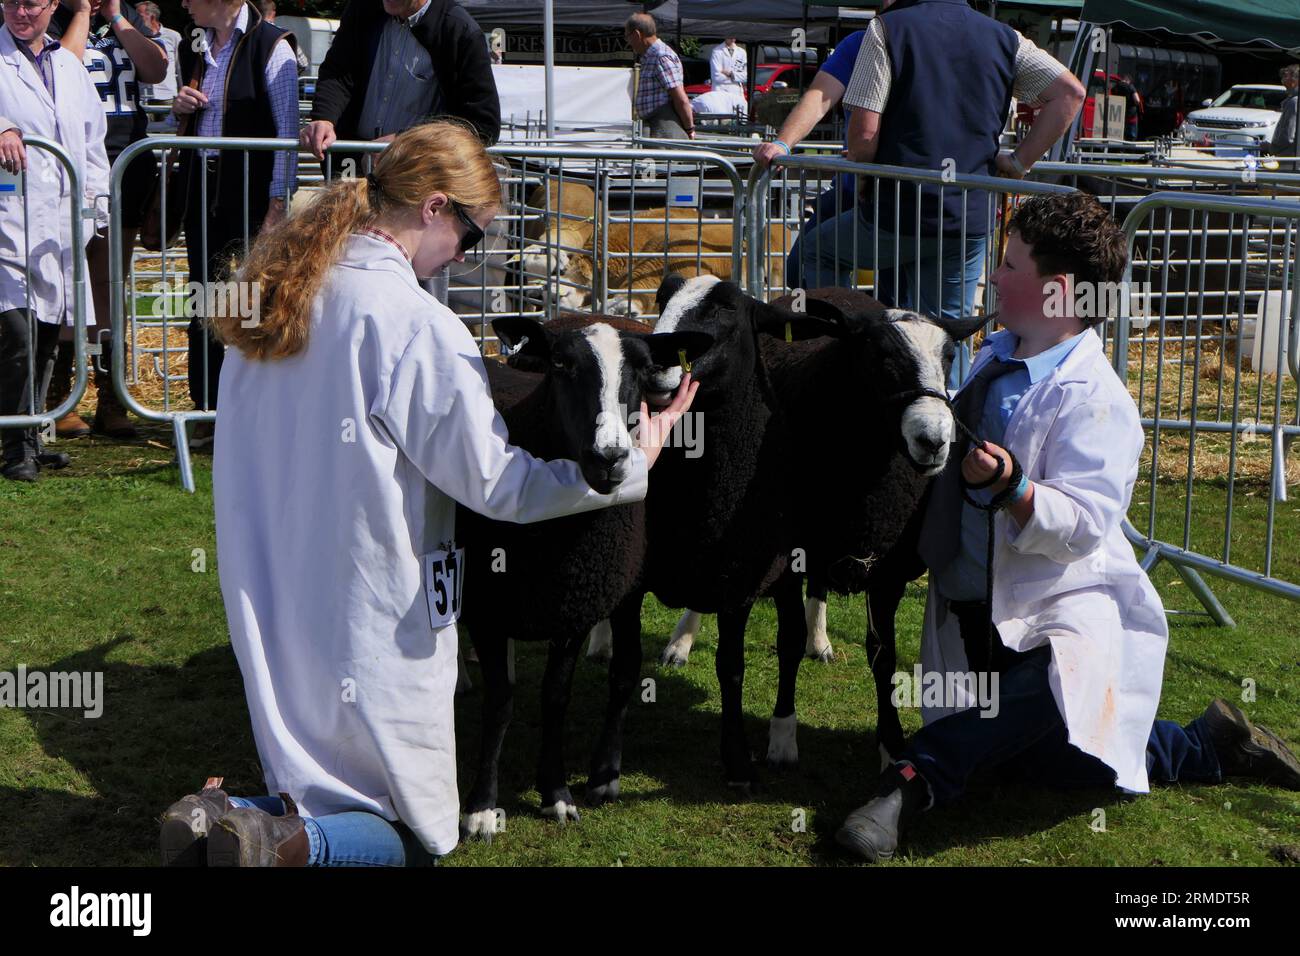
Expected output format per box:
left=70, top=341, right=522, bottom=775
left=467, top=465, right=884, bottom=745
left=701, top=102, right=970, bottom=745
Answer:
left=45, top=344, right=91, bottom=439
left=1203, top=698, right=1300, bottom=790
left=91, top=344, right=138, bottom=439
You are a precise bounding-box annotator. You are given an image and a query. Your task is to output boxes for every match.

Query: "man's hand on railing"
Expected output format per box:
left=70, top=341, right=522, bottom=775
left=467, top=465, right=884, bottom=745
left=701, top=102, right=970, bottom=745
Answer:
left=0, top=130, right=26, bottom=174
left=753, top=141, right=785, bottom=169
left=300, top=120, right=337, bottom=162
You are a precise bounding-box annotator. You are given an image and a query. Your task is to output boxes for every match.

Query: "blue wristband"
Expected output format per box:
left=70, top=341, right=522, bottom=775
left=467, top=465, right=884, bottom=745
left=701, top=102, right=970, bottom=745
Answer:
left=1007, top=472, right=1030, bottom=503
left=109, top=12, right=126, bottom=27
left=772, top=139, right=791, bottom=155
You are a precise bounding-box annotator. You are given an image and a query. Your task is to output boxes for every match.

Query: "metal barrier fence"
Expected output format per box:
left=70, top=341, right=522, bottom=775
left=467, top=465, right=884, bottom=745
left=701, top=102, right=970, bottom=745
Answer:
left=0, top=137, right=91, bottom=460
left=748, top=152, right=1300, bottom=623
left=106, top=138, right=746, bottom=491
left=748, top=154, right=1077, bottom=382
left=1114, top=192, right=1300, bottom=620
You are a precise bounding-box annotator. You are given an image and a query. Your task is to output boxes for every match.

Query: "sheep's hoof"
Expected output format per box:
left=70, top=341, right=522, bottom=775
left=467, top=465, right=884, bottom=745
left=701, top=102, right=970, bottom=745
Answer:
left=766, top=713, right=799, bottom=770
left=540, top=792, right=581, bottom=825
left=586, top=777, right=621, bottom=807
left=806, top=643, right=835, bottom=663
left=460, top=808, right=503, bottom=844
left=725, top=777, right=762, bottom=798
left=659, top=643, right=691, bottom=668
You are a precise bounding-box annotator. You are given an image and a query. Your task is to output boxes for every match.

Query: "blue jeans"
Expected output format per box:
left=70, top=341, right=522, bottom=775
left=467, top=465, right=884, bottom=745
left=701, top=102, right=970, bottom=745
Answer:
left=784, top=173, right=857, bottom=290
left=227, top=796, right=437, bottom=867
left=798, top=205, right=987, bottom=386
left=902, top=647, right=1222, bottom=805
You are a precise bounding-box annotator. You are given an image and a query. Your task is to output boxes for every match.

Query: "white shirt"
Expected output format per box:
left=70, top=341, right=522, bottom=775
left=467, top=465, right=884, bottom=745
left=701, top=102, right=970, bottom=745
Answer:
left=144, top=25, right=182, bottom=100
left=709, top=42, right=746, bottom=93
left=213, top=235, right=647, bottom=855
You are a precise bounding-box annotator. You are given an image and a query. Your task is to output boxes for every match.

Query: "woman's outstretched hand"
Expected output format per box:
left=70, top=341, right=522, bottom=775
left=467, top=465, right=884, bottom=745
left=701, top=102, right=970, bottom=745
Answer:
left=637, top=373, right=698, bottom=469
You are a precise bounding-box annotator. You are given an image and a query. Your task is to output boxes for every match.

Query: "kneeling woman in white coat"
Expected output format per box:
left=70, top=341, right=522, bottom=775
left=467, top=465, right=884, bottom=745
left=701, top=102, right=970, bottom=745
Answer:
left=158, top=120, right=697, bottom=867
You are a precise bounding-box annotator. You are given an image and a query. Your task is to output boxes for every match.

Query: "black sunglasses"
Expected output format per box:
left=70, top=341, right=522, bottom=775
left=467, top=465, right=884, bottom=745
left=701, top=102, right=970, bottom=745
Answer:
left=450, top=201, right=485, bottom=255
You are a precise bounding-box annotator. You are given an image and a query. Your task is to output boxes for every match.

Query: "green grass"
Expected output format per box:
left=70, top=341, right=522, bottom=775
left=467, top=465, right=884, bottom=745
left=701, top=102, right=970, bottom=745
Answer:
left=0, top=426, right=1296, bottom=867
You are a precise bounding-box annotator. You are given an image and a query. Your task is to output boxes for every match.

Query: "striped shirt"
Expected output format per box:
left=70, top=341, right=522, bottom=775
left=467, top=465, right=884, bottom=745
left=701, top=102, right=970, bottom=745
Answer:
left=194, top=4, right=299, bottom=200
left=635, top=39, right=684, bottom=118
left=844, top=17, right=1066, bottom=115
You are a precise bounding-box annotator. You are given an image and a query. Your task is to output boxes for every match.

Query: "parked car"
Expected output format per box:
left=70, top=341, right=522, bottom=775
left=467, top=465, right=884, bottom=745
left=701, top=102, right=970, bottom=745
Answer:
left=1179, top=84, right=1290, bottom=154
left=684, top=62, right=819, bottom=98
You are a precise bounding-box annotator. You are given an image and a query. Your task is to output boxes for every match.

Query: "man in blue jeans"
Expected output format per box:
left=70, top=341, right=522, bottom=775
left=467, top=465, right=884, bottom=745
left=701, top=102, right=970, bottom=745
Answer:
left=796, top=0, right=1085, bottom=385
left=835, top=192, right=1300, bottom=863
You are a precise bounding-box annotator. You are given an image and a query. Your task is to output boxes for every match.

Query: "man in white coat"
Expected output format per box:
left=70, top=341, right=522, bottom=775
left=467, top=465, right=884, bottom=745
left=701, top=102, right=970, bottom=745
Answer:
left=836, top=193, right=1300, bottom=862
left=708, top=37, right=745, bottom=97
left=0, top=0, right=108, bottom=480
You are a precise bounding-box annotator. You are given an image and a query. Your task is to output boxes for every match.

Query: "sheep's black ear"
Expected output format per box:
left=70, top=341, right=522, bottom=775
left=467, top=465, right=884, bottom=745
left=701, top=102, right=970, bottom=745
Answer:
left=642, top=330, right=714, bottom=369
left=751, top=299, right=847, bottom=340
left=934, top=313, right=989, bottom=342
left=492, top=316, right=551, bottom=360
left=656, top=273, right=688, bottom=313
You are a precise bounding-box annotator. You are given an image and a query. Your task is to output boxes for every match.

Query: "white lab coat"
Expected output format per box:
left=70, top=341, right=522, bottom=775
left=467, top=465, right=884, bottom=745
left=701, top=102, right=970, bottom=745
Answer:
left=212, top=235, right=649, bottom=856
left=709, top=42, right=746, bottom=94
left=0, top=26, right=108, bottom=326
left=919, top=329, right=1168, bottom=794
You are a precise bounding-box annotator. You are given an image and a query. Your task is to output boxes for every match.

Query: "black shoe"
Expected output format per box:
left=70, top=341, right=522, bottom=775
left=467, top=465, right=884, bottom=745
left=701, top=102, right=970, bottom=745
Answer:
left=835, top=762, right=932, bottom=862
left=160, top=777, right=233, bottom=866
left=1202, top=699, right=1300, bottom=790
left=36, top=452, right=70, bottom=470
left=1, top=458, right=39, bottom=482
left=207, top=801, right=310, bottom=867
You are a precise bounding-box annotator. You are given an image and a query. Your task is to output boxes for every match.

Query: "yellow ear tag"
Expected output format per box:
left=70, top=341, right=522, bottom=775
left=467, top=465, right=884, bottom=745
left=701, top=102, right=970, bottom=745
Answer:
left=678, top=348, right=692, bottom=374
left=785, top=321, right=793, bottom=343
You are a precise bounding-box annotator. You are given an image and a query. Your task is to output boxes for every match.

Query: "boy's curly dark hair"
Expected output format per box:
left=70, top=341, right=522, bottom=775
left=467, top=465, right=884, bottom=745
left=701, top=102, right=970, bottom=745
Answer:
left=1007, top=193, right=1129, bottom=326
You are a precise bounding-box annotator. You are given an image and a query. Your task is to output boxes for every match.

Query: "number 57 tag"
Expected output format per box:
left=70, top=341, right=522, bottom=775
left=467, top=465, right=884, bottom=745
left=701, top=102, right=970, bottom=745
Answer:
left=424, top=547, right=464, bottom=629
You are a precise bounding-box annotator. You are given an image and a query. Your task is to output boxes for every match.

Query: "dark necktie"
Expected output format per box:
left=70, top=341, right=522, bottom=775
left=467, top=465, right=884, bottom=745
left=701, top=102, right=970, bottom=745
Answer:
left=917, top=356, right=1022, bottom=573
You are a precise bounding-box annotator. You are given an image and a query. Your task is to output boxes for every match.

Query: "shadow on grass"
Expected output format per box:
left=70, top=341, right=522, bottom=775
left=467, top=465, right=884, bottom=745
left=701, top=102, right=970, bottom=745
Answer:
left=0, top=636, right=259, bottom=867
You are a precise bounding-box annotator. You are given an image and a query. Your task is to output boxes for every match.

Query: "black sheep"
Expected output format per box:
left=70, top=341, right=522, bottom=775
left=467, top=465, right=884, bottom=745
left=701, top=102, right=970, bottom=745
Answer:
left=457, top=318, right=709, bottom=839
left=649, top=283, right=983, bottom=776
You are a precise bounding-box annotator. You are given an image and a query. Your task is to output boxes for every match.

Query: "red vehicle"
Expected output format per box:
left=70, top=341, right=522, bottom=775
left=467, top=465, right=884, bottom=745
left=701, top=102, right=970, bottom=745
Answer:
left=684, top=63, right=820, bottom=98
left=1017, top=70, right=1145, bottom=139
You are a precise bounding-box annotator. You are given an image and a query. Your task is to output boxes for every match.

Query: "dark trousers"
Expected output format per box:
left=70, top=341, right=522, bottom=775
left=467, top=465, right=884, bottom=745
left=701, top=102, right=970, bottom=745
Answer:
left=184, top=158, right=266, bottom=411
left=0, top=309, right=59, bottom=463
left=902, top=644, right=1222, bottom=804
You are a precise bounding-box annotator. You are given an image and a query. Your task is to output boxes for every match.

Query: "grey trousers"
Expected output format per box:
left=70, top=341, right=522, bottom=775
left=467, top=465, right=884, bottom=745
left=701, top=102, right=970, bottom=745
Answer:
left=645, top=101, right=687, bottom=140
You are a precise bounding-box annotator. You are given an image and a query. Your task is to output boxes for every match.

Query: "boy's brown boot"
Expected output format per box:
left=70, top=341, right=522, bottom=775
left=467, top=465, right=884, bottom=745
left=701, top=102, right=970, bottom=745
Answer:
left=1202, top=699, right=1300, bottom=790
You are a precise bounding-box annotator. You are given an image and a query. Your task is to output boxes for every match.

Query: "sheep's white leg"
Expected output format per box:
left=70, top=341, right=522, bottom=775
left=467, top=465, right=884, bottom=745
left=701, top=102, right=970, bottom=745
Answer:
left=461, top=808, right=503, bottom=842
left=586, top=619, right=613, bottom=661
left=804, top=596, right=834, bottom=662
left=660, top=610, right=702, bottom=668
left=766, top=712, right=799, bottom=769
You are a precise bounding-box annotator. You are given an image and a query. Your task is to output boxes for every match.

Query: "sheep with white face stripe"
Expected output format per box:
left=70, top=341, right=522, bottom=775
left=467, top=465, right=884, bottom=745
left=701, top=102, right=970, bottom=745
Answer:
left=644, top=283, right=983, bottom=778
left=457, top=319, right=710, bottom=839
left=589, top=276, right=945, bottom=794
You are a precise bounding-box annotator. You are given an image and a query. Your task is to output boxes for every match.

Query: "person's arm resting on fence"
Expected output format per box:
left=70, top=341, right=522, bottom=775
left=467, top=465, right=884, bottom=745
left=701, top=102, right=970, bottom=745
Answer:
left=266, top=36, right=299, bottom=212
left=302, top=0, right=362, bottom=159
left=755, top=72, right=847, bottom=167
left=1000, top=36, right=1083, bottom=177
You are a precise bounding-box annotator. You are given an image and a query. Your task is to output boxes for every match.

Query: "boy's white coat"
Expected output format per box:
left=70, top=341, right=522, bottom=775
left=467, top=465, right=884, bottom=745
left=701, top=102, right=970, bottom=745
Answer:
left=920, top=329, right=1168, bottom=794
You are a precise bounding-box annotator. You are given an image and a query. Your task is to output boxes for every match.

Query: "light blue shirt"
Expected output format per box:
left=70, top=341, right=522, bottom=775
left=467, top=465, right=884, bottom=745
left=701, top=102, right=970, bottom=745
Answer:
left=933, top=328, right=1093, bottom=602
